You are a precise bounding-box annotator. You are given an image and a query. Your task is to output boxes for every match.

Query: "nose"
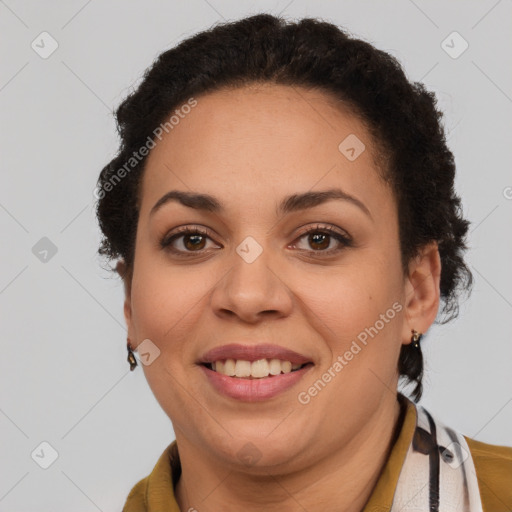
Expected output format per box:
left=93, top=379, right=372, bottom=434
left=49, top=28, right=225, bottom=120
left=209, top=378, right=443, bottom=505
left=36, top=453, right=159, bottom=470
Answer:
left=209, top=240, right=294, bottom=324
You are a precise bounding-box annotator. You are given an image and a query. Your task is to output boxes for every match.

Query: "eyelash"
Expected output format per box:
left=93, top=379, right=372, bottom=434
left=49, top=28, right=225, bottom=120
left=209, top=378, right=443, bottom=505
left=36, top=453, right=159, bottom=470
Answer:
left=160, top=224, right=353, bottom=258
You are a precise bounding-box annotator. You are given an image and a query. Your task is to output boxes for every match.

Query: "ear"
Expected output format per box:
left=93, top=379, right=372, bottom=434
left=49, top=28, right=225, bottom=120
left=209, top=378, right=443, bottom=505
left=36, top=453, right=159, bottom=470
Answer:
left=401, top=241, right=441, bottom=345
left=116, top=259, right=135, bottom=341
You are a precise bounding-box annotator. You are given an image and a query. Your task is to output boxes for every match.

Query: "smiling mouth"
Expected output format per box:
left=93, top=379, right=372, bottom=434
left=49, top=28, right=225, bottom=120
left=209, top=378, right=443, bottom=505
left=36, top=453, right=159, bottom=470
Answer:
left=202, top=359, right=313, bottom=379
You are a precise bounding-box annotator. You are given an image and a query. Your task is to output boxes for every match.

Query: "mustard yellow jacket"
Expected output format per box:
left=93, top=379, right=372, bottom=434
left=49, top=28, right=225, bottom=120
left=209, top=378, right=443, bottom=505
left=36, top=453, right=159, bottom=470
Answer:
left=123, top=396, right=512, bottom=511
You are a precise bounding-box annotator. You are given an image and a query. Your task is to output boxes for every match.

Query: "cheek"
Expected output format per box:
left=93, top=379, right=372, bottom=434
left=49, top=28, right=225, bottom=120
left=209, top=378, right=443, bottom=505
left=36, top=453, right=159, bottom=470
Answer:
left=129, top=258, right=204, bottom=358
left=129, top=263, right=209, bottom=424
left=300, top=251, right=404, bottom=372
left=295, top=270, right=404, bottom=420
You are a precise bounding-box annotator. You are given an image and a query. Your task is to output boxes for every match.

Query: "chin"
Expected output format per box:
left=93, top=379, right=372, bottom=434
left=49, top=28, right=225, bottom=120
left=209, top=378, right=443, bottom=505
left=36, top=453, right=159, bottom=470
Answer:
left=204, top=427, right=309, bottom=472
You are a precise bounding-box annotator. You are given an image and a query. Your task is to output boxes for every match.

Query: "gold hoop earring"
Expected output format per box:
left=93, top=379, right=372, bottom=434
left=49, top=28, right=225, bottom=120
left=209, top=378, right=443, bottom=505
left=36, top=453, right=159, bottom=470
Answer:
left=127, top=340, right=138, bottom=371
left=411, top=329, right=423, bottom=349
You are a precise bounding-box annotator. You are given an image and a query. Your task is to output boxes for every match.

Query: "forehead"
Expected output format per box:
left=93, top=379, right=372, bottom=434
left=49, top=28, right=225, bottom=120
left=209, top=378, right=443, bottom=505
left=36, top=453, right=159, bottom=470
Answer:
left=138, top=84, right=390, bottom=218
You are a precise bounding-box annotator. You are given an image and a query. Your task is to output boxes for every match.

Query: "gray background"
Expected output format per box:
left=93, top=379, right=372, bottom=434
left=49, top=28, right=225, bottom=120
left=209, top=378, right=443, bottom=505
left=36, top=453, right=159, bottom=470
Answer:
left=1, top=0, right=511, bottom=510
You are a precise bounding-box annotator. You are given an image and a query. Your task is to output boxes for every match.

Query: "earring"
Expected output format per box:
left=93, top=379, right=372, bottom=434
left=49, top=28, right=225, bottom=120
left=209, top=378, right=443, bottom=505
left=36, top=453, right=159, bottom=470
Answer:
left=127, top=340, right=138, bottom=371
left=411, top=329, right=423, bottom=348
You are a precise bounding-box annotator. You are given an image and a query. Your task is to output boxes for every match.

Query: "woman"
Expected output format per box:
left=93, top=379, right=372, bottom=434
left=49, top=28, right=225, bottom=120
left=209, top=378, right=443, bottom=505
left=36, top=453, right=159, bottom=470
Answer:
left=95, top=13, right=511, bottom=512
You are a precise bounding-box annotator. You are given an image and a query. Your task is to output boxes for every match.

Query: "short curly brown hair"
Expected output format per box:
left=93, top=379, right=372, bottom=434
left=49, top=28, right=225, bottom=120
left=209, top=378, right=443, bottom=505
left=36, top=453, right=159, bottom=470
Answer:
left=95, top=13, right=473, bottom=403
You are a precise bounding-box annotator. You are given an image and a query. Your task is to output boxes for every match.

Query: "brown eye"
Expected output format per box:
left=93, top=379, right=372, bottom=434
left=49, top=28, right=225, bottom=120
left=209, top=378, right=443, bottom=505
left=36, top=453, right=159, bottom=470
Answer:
left=182, top=233, right=207, bottom=251
left=291, top=224, right=353, bottom=255
left=160, top=227, right=219, bottom=255
left=308, top=232, right=330, bottom=251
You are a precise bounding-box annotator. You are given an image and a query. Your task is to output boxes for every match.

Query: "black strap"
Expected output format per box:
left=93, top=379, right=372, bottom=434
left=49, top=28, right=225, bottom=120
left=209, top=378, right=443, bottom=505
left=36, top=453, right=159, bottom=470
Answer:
left=424, top=409, right=440, bottom=512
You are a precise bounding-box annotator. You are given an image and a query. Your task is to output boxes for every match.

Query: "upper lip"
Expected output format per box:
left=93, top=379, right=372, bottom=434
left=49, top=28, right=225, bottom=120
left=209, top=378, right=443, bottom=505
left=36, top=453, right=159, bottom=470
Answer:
left=199, top=344, right=312, bottom=365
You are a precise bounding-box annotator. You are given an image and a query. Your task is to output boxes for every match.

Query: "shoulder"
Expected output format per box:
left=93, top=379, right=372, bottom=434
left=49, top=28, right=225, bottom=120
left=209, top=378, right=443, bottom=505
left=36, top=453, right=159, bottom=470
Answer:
left=121, top=441, right=179, bottom=512
left=464, top=435, right=512, bottom=512
left=122, top=475, right=149, bottom=511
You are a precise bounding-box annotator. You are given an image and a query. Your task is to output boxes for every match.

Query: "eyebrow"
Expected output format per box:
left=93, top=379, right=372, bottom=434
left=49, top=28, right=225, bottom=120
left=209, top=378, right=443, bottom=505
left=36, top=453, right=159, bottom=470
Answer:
left=150, top=188, right=372, bottom=219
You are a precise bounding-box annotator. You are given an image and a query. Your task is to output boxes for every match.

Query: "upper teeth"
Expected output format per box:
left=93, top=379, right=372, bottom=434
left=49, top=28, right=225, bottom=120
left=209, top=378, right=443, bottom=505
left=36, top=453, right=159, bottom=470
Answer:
left=212, top=359, right=302, bottom=378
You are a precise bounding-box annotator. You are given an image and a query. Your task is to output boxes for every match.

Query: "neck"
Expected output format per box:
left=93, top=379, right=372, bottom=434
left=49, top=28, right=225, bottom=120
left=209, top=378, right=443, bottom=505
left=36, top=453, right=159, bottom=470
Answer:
left=175, top=395, right=404, bottom=512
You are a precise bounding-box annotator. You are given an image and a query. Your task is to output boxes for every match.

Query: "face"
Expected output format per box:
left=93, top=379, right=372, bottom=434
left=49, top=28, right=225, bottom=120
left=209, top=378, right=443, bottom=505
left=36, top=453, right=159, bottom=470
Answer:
left=121, top=83, right=439, bottom=473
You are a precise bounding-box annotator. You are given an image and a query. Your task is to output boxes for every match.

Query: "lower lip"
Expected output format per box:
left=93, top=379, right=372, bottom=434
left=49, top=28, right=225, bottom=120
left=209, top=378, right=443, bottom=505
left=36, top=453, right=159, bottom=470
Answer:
left=200, top=365, right=312, bottom=402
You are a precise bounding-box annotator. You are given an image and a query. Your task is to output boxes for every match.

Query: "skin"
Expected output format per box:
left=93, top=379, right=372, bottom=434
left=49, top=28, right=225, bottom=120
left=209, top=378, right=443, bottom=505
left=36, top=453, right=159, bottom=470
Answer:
left=118, top=83, right=441, bottom=512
